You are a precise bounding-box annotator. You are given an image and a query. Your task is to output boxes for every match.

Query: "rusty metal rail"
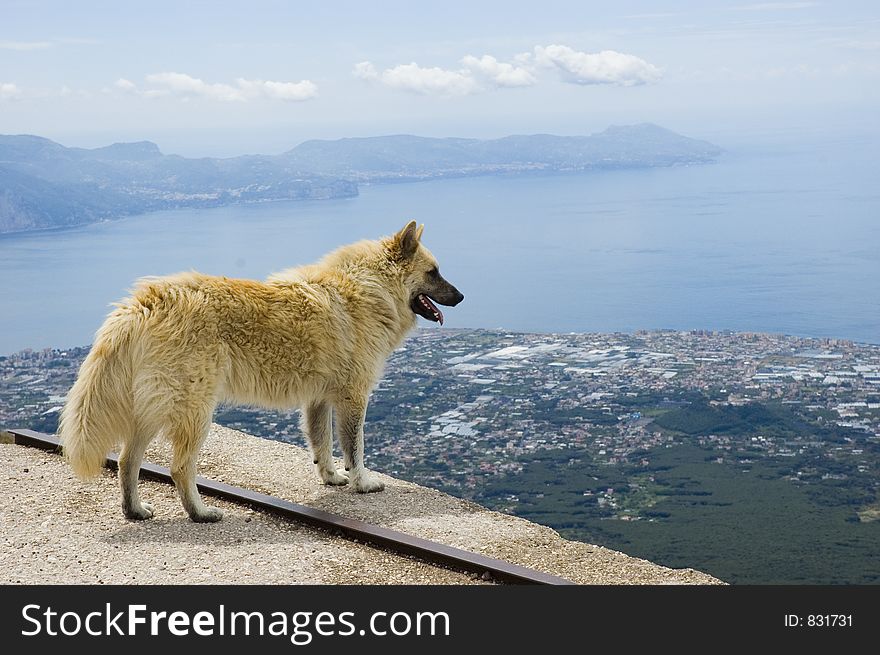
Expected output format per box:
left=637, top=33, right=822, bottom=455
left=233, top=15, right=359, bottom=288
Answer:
left=6, top=428, right=574, bottom=585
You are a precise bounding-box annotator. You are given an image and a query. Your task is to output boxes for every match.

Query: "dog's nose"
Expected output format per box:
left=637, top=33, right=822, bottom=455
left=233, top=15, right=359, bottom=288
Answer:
left=454, top=291, right=464, bottom=306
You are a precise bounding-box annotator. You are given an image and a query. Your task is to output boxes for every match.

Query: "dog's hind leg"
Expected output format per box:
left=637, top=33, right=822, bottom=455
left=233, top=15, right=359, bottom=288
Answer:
left=119, top=428, right=156, bottom=520
left=167, top=403, right=223, bottom=522
left=336, top=396, right=384, bottom=493
left=303, top=401, right=348, bottom=486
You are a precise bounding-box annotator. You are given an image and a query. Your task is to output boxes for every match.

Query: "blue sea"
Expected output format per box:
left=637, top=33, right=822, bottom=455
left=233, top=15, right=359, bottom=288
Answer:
left=1, top=134, right=878, bottom=354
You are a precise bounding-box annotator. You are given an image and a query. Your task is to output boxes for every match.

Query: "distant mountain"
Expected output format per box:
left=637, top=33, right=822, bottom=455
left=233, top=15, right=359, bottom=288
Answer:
left=281, top=123, right=722, bottom=180
left=0, top=135, right=357, bottom=234
left=0, top=124, right=721, bottom=234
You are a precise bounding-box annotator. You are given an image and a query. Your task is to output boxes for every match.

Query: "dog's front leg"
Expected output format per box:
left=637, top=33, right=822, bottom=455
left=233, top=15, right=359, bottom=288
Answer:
left=336, top=396, right=385, bottom=493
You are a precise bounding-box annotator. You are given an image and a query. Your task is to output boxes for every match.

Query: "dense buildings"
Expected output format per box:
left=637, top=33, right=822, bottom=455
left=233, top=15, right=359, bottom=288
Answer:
left=3, top=328, right=877, bottom=503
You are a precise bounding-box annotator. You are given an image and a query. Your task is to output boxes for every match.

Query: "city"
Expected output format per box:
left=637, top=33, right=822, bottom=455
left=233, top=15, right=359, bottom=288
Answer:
left=2, top=328, right=879, bottom=583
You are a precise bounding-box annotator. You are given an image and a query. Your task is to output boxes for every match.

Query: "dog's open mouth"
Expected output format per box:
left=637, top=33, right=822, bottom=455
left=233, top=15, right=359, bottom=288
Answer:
left=411, top=293, right=444, bottom=324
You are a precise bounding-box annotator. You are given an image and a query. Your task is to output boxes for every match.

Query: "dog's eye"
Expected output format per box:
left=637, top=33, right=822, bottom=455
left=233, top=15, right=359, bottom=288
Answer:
left=428, top=267, right=439, bottom=277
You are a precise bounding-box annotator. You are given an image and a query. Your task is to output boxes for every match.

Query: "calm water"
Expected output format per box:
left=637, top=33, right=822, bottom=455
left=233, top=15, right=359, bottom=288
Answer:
left=1, top=136, right=878, bottom=354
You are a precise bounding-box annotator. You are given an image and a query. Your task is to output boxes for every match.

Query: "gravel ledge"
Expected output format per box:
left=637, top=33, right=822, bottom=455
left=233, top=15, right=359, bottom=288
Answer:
left=1, top=424, right=723, bottom=585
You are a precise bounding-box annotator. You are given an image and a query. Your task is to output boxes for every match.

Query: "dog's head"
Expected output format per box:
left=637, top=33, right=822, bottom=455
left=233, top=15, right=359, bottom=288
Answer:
left=389, top=221, right=464, bottom=325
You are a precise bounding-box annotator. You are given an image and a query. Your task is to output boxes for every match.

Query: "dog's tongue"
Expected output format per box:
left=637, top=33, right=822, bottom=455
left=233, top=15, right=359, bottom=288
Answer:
left=419, top=294, right=444, bottom=325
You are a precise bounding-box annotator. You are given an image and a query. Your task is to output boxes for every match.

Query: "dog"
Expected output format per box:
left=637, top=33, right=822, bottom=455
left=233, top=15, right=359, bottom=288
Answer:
left=59, top=221, right=463, bottom=522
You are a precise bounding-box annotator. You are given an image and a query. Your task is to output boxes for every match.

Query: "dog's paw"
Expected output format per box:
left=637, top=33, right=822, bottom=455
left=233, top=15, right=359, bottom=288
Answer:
left=320, top=468, right=350, bottom=486
left=123, top=502, right=155, bottom=520
left=353, top=474, right=385, bottom=494
left=190, top=506, right=224, bottom=523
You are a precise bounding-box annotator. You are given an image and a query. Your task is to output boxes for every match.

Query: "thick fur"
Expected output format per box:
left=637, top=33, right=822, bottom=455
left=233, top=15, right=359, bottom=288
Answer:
left=59, top=222, right=463, bottom=522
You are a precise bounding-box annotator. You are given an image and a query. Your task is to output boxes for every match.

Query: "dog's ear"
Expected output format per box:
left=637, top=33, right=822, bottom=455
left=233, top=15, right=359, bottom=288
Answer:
left=394, top=220, right=421, bottom=259
left=415, top=223, right=424, bottom=241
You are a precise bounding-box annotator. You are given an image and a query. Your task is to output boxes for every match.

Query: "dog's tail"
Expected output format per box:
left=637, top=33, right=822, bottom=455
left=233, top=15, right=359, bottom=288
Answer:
left=59, top=309, right=138, bottom=479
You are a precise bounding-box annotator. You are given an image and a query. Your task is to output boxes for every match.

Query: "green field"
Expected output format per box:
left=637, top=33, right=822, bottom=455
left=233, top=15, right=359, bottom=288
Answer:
left=479, top=444, right=880, bottom=584
left=652, top=400, right=810, bottom=437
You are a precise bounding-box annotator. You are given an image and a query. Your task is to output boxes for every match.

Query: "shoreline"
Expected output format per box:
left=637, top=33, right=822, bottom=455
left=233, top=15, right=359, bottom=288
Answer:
left=0, top=157, right=721, bottom=239
left=4, top=325, right=878, bottom=359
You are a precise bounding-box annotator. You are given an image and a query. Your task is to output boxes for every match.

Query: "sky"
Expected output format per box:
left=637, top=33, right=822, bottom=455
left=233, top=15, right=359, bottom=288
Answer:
left=1, top=0, right=878, bottom=156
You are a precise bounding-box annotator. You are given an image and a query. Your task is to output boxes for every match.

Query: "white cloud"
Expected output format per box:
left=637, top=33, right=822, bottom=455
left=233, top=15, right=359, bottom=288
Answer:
left=354, top=54, right=535, bottom=96
left=234, top=78, right=318, bottom=101
left=114, top=78, right=137, bottom=92
left=141, top=88, right=170, bottom=98
left=56, top=85, right=91, bottom=98
left=353, top=61, right=378, bottom=81
left=137, top=72, right=317, bottom=102
left=460, top=55, right=536, bottom=87
left=0, top=83, right=23, bottom=101
left=145, top=72, right=245, bottom=101
left=354, top=61, right=478, bottom=96
left=0, top=40, right=52, bottom=51
left=355, top=45, right=660, bottom=95
left=533, top=45, right=661, bottom=86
